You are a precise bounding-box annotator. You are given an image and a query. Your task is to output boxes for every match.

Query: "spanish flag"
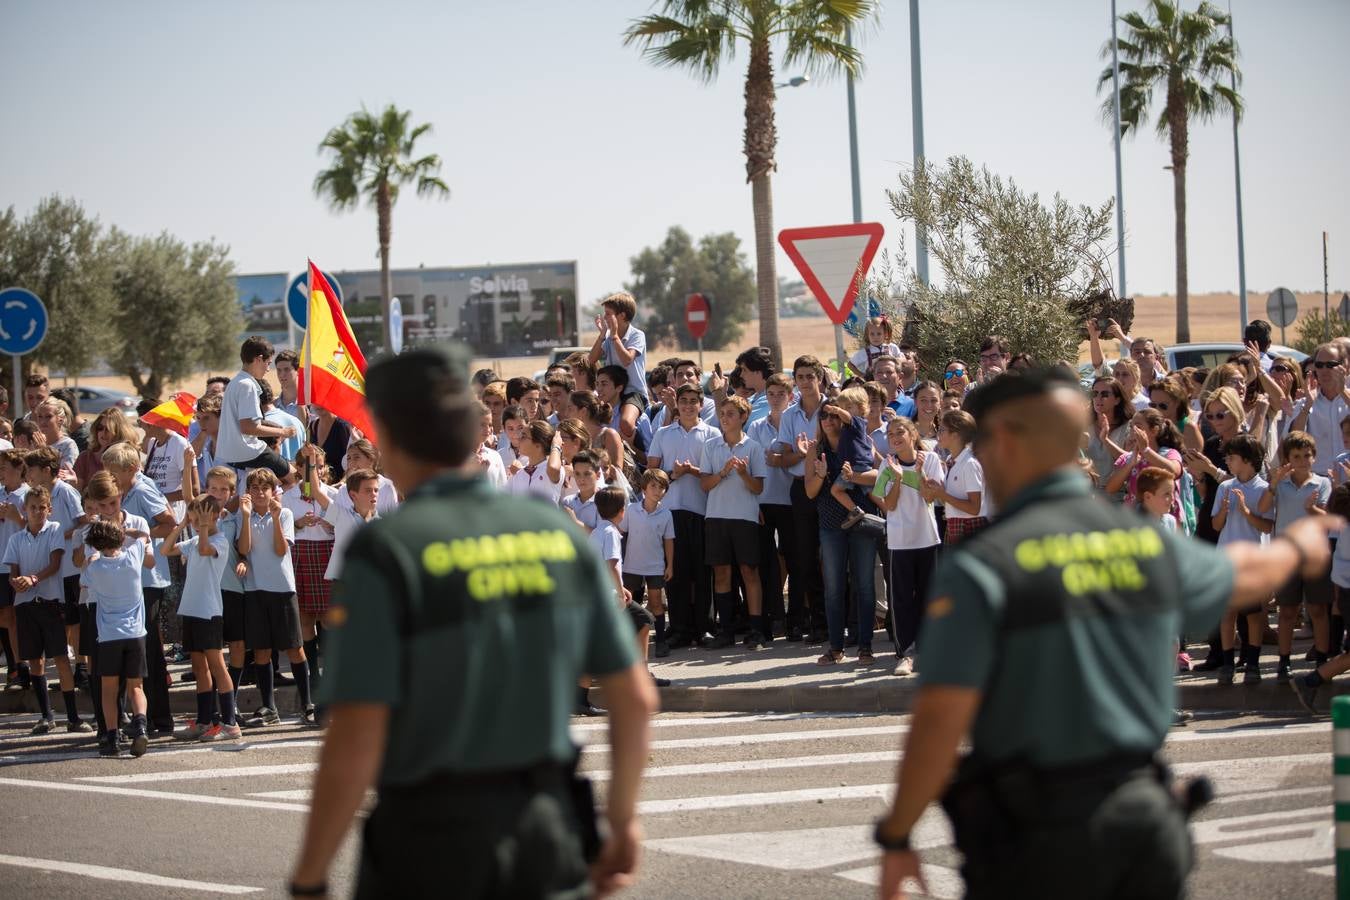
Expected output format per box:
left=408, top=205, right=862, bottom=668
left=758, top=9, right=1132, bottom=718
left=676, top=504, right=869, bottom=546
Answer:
left=140, top=392, right=196, bottom=437
left=297, top=261, right=377, bottom=442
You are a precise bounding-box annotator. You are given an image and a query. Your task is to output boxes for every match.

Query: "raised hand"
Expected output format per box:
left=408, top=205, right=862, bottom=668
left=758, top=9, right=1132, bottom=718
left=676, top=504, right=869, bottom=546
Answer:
left=795, top=432, right=816, bottom=458
left=1271, top=462, right=1295, bottom=485
left=812, top=457, right=828, bottom=479
left=1096, top=412, right=1111, bottom=441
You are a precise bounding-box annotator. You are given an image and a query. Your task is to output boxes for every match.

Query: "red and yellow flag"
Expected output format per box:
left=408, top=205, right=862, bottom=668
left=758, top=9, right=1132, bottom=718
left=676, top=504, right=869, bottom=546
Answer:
left=297, top=261, right=376, bottom=442
left=140, top=392, right=196, bottom=437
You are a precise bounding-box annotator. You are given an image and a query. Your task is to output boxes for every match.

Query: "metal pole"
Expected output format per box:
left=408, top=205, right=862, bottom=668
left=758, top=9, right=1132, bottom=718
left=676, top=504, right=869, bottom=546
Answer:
left=834, top=325, right=847, bottom=381
left=910, top=0, right=929, bottom=287
left=1229, top=4, right=1248, bottom=335
left=1333, top=695, right=1350, bottom=898
left=1110, top=0, right=1128, bottom=302
left=697, top=337, right=704, bottom=373
left=846, top=25, right=862, bottom=226
left=1326, top=231, right=1332, bottom=343
left=11, top=354, right=20, bottom=420
left=304, top=267, right=314, bottom=410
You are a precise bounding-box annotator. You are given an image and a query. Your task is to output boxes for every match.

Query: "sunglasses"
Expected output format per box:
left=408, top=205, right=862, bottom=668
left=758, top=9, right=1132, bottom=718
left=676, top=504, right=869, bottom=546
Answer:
left=1149, top=402, right=1171, bottom=410
left=1314, top=361, right=1342, bottom=369
left=1271, top=366, right=1294, bottom=375
left=945, top=369, right=966, bottom=379
left=1205, top=411, right=1229, bottom=421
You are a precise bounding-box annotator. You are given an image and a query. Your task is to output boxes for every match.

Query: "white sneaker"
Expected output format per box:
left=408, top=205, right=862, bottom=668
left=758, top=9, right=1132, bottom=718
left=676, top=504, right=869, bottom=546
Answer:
left=893, top=655, right=914, bottom=677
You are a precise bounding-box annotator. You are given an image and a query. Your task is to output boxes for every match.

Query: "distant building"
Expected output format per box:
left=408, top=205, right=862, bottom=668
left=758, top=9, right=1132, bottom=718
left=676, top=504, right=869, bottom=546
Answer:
left=231, top=260, right=578, bottom=358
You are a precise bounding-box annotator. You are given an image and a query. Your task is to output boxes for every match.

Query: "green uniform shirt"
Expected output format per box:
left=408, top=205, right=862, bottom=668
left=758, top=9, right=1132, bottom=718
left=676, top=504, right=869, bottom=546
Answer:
left=919, top=468, right=1234, bottom=768
left=319, top=472, right=637, bottom=786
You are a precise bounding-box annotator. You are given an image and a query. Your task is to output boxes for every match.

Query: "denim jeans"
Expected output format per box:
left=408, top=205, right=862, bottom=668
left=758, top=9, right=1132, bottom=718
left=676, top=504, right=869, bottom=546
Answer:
left=819, top=526, right=877, bottom=653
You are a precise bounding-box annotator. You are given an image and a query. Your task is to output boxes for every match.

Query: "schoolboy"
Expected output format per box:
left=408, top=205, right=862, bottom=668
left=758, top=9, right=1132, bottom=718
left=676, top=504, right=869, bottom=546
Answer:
left=163, top=495, right=238, bottom=741
left=83, top=520, right=155, bottom=757
left=749, top=373, right=795, bottom=638
left=699, top=395, right=768, bottom=649
left=24, top=448, right=87, bottom=687
left=0, top=449, right=29, bottom=689
left=561, top=449, right=604, bottom=533
left=1211, top=433, right=1274, bottom=685
left=1136, top=466, right=1178, bottom=532
left=217, top=335, right=294, bottom=478
left=77, top=471, right=150, bottom=737
left=776, top=355, right=828, bottom=642
left=621, top=469, right=675, bottom=660
left=238, top=468, right=313, bottom=726
left=646, top=383, right=718, bottom=648
left=309, top=465, right=380, bottom=583
left=6, top=486, right=87, bottom=733
left=588, top=290, right=648, bottom=403
left=102, top=441, right=177, bottom=735
left=1294, top=484, right=1350, bottom=711
left=1259, top=430, right=1334, bottom=681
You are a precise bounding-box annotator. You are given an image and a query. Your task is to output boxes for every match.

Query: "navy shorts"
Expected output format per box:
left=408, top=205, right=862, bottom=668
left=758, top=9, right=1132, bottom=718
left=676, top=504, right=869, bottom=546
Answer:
left=62, top=575, right=81, bottom=623
left=181, top=615, right=224, bottom=653
left=97, top=637, right=147, bottom=680
left=223, top=591, right=246, bottom=645
left=16, top=600, right=66, bottom=660
left=244, top=591, right=302, bottom=652
left=79, top=604, right=98, bottom=657
left=704, top=518, right=760, bottom=567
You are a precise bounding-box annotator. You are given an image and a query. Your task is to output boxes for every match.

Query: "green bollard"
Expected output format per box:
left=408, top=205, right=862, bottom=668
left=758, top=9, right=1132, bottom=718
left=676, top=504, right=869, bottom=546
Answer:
left=1334, top=695, right=1350, bottom=900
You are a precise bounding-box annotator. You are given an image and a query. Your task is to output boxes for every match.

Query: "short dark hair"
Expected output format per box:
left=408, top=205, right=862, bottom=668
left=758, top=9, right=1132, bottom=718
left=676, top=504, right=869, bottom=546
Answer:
left=471, top=368, right=498, bottom=388
left=792, top=355, right=825, bottom=381
left=597, top=365, right=629, bottom=390
left=1221, top=433, right=1265, bottom=470
left=240, top=336, right=274, bottom=365
left=675, top=384, right=703, bottom=403
left=275, top=350, right=299, bottom=369
left=735, top=347, right=773, bottom=376
left=365, top=345, right=477, bottom=467
left=600, top=291, right=637, bottom=322
left=86, top=520, right=125, bottom=553
left=1244, top=320, right=1272, bottom=351
left=594, top=485, right=627, bottom=521
left=505, top=376, right=538, bottom=405
left=23, top=448, right=60, bottom=475
left=25, top=373, right=48, bottom=390
left=206, top=376, right=231, bottom=390
left=571, top=449, right=602, bottom=472
left=258, top=380, right=275, bottom=407
left=50, top=387, right=80, bottom=416
left=979, top=335, right=1011, bottom=356
left=647, top=364, right=671, bottom=391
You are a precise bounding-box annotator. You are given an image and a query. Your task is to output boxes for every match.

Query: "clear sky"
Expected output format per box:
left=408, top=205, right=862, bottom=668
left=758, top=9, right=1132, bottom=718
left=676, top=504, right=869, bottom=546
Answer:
left=2, top=0, right=1345, bottom=306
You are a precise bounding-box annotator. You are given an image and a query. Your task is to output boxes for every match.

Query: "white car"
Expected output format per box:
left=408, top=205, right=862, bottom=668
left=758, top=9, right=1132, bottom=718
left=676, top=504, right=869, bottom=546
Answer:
left=1163, top=343, right=1307, bottom=372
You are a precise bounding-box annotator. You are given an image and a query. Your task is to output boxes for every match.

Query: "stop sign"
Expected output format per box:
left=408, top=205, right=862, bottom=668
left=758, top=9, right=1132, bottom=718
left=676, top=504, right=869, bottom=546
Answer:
left=685, top=293, right=711, bottom=340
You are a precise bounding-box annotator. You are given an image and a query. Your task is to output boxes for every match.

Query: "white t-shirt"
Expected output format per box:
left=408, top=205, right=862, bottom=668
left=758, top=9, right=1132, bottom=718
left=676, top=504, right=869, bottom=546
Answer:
left=476, top=446, right=508, bottom=489
left=322, top=501, right=376, bottom=581
left=881, top=453, right=945, bottom=550
left=507, top=460, right=561, bottom=505
left=849, top=342, right=902, bottom=374
left=282, top=484, right=335, bottom=543
left=944, top=446, right=988, bottom=520
left=217, top=370, right=266, bottom=463
left=145, top=432, right=191, bottom=501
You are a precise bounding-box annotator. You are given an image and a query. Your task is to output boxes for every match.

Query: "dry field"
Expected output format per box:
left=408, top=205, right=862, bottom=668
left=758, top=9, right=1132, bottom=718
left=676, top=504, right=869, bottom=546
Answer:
left=59, top=290, right=1340, bottom=399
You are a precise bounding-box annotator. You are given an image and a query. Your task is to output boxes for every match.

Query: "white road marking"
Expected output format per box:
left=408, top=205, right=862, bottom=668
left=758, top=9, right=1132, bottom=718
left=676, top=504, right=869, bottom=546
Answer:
left=587, top=750, right=899, bottom=782
left=248, top=789, right=311, bottom=801
left=638, top=782, right=892, bottom=815
left=1308, top=865, right=1335, bottom=877
left=570, top=711, right=871, bottom=733
left=1192, top=805, right=1330, bottom=847
left=0, top=737, right=322, bottom=768
left=1165, top=722, right=1330, bottom=744
left=81, top=763, right=318, bottom=785
left=1172, top=753, right=1327, bottom=794
left=1211, top=786, right=1328, bottom=805
left=581, top=725, right=904, bottom=753
left=0, top=852, right=263, bottom=893
left=0, top=776, right=309, bottom=813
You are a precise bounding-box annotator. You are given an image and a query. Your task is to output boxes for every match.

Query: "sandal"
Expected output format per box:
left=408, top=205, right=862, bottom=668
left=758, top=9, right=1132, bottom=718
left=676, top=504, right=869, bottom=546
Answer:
left=816, top=650, right=844, bottom=666
left=857, top=649, right=875, bottom=665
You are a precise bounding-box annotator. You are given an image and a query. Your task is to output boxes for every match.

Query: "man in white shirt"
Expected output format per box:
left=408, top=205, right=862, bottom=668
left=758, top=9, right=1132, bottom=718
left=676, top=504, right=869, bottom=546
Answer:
left=216, top=337, right=295, bottom=478
left=1290, top=342, right=1350, bottom=467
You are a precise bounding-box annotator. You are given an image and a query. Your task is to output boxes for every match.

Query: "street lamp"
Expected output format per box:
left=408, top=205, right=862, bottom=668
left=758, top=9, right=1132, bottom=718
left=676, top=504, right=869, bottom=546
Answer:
left=776, top=75, right=809, bottom=89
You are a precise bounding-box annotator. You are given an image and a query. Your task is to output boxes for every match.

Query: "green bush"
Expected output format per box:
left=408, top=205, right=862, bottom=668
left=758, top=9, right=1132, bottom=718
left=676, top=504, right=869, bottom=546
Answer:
left=1291, top=310, right=1350, bottom=356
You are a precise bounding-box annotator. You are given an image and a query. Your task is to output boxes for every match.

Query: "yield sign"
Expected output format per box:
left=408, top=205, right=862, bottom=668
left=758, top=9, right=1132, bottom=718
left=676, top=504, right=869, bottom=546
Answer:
left=778, top=223, right=885, bottom=325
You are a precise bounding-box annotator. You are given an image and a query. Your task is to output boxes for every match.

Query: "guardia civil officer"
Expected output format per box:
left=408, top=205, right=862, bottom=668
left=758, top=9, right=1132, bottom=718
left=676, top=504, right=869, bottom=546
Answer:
left=290, top=345, right=658, bottom=899
left=873, top=367, right=1340, bottom=900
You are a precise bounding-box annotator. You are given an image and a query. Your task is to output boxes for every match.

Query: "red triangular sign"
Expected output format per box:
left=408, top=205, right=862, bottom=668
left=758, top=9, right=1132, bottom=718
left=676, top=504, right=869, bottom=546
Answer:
left=778, top=223, right=885, bottom=325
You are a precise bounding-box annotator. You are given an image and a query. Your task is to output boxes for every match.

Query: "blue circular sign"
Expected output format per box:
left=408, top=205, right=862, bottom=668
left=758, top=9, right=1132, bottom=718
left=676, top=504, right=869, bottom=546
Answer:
left=0, top=287, right=48, bottom=355
left=287, top=270, right=343, bottom=329
left=388, top=297, right=404, bottom=354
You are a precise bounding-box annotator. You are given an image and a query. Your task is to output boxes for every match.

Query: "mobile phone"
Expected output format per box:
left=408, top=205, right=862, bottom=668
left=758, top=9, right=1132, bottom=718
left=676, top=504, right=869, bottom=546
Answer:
left=1096, top=317, right=1110, bottom=332
left=714, top=362, right=723, bottom=377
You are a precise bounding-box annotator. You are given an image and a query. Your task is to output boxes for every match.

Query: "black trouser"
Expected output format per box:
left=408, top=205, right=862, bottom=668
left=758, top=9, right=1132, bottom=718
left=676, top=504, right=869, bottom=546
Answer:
left=225, top=449, right=289, bottom=479
left=759, top=503, right=793, bottom=626
left=667, top=510, right=711, bottom=640
left=358, top=772, right=590, bottom=900
left=945, top=760, right=1191, bottom=900
left=142, top=587, right=172, bottom=730
left=889, top=546, right=938, bottom=657
left=788, top=478, right=825, bottom=633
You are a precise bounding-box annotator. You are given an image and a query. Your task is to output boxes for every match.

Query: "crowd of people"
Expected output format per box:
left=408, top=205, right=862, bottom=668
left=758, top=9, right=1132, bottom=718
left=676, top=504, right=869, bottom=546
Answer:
left=1, top=296, right=1347, bottom=751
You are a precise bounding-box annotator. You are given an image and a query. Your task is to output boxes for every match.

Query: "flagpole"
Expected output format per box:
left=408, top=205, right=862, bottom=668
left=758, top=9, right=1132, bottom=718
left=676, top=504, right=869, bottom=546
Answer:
left=304, top=263, right=314, bottom=412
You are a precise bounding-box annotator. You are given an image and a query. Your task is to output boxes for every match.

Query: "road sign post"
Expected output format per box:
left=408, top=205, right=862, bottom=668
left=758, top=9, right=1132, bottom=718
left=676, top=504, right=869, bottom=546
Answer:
left=0, top=288, right=49, bottom=419
left=777, top=223, right=885, bottom=378
left=388, top=297, right=404, bottom=355
left=1267, top=287, right=1298, bottom=347
left=685, top=293, right=711, bottom=371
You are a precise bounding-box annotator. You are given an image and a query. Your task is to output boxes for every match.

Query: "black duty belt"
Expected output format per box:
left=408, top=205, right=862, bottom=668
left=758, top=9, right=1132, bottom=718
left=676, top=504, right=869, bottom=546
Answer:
left=385, top=759, right=576, bottom=794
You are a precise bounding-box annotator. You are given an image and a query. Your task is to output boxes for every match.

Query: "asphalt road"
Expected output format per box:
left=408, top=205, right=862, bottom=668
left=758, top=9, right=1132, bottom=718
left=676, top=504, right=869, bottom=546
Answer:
left=0, top=708, right=1336, bottom=898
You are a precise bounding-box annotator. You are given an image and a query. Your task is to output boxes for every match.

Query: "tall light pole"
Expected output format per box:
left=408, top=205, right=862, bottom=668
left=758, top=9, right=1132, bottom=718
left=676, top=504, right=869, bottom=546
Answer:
left=1110, top=0, right=1128, bottom=303
left=846, top=25, right=863, bottom=225
left=1228, top=2, right=1249, bottom=335
left=910, top=0, right=929, bottom=286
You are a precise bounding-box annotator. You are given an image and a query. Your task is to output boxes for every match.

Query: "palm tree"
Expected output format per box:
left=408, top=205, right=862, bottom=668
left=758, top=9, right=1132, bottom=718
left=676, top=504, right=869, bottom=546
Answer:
left=624, top=1, right=874, bottom=368
left=314, top=104, right=450, bottom=354
left=1098, top=0, right=1240, bottom=344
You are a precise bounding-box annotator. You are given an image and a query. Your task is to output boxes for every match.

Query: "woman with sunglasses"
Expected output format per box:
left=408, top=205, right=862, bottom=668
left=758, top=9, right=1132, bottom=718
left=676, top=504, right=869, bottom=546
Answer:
left=1086, top=377, right=1132, bottom=496
left=73, top=408, right=140, bottom=490
left=1148, top=377, right=1203, bottom=453
left=1269, top=356, right=1306, bottom=414
left=943, top=360, right=971, bottom=395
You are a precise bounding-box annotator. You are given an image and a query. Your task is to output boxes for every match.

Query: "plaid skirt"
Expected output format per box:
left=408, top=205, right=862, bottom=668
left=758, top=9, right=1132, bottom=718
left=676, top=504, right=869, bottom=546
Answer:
left=944, top=516, right=988, bottom=546
left=294, top=539, right=334, bottom=615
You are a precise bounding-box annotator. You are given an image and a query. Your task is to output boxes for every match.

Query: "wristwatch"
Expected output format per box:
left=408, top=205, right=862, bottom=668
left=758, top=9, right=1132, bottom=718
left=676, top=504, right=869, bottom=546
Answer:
left=872, top=818, right=911, bottom=851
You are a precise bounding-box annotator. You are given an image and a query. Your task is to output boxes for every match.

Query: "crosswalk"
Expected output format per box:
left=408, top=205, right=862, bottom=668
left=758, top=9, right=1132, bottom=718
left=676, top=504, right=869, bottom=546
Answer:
left=0, top=710, right=1338, bottom=898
